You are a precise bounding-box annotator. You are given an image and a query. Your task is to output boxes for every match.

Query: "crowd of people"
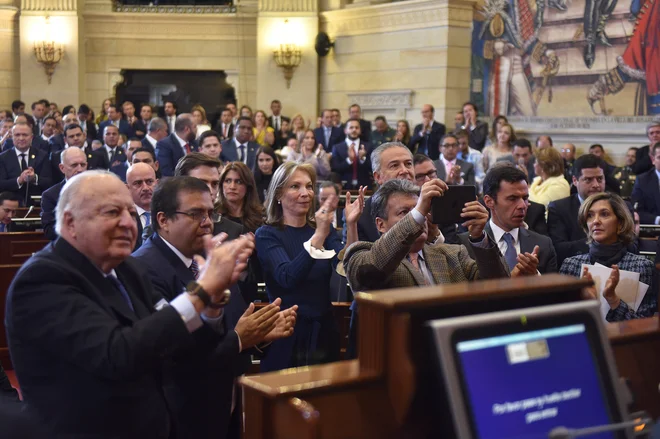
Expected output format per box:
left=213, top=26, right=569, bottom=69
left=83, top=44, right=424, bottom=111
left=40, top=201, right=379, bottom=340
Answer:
left=0, top=95, right=659, bottom=438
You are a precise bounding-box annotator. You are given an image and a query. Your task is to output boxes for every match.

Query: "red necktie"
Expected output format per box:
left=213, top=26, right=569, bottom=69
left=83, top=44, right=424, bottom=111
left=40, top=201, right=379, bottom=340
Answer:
left=184, top=143, right=191, bottom=154
left=351, top=142, right=358, bottom=182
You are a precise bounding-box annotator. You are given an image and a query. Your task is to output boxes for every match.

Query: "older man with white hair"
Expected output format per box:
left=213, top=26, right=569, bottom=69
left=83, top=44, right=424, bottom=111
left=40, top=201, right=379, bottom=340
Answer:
left=5, top=170, right=287, bottom=438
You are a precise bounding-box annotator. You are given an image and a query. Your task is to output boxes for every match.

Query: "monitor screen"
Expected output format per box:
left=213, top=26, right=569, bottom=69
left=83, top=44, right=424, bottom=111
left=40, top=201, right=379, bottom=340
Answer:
left=455, top=323, right=615, bottom=439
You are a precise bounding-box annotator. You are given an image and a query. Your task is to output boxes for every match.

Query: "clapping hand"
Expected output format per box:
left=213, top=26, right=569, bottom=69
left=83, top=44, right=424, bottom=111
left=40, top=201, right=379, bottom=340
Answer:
left=348, top=144, right=357, bottom=163
left=358, top=145, right=367, bottom=161
left=447, top=165, right=462, bottom=184
left=603, top=265, right=621, bottom=308
left=263, top=304, right=299, bottom=342
left=235, top=299, right=282, bottom=350
left=344, top=186, right=366, bottom=225
left=510, top=246, right=540, bottom=277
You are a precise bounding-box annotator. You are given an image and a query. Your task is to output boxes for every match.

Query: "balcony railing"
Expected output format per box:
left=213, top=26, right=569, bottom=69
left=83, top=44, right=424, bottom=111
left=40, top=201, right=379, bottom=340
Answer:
left=113, top=0, right=236, bottom=13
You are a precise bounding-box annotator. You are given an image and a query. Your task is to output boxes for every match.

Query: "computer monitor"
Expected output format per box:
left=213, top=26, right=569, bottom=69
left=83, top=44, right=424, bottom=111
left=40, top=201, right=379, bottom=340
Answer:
left=427, top=301, right=631, bottom=439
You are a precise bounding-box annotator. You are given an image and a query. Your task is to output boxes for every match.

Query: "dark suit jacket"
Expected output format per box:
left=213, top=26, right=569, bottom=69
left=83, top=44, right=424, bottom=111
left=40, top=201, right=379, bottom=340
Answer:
left=220, top=139, right=259, bottom=170
left=0, top=148, right=53, bottom=202
left=50, top=146, right=109, bottom=184
left=5, top=238, right=229, bottom=438
left=83, top=121, right=97, bottom=143
left=213, top=217, right=244, bottom=241
left=268, top=115, right=290, bottom=141
left=458, top=223, right=557, bottom=274
left=330, top=141, right=373, bottom=189
left=129, top=119, right=147, bottom=139
left=106, top=146, right=128, bottom=182
left=358, top=119, right=372, bottom=144
left=467, top=121, right=489, bottom=151
left=140, top=137, right=157, bottom=154
left=632, top=169, right=660, bottom=224
left=526, top=201, right=548, bottom=236
left=632, top=144, right=652, bottom=175
left=131, top=235, right=246, bottom=439
left=433, top=158, right=476, bottom=186
left=40, top=180, right=65, bottom=240
left=47, top=133, right=65, bottom=153
left=214, top=122, right=235, bottom=142
left=410, top=121, right=446, bottom=160
left=98, top=119, right=132, bottom=140
left=156, top=133, right=198, bottom=177
left=3, top=137, right=50, bottom=154
left=314, top=126, right=344, bottom=153
left=547, top=194, right=588, bottom=266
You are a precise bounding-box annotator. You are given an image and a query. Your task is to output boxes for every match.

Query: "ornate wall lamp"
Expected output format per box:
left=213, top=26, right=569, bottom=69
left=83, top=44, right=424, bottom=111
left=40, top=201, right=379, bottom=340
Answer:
left=33, top=17, right=64, bottom=84
left=272, top=20, right=302, bottom=89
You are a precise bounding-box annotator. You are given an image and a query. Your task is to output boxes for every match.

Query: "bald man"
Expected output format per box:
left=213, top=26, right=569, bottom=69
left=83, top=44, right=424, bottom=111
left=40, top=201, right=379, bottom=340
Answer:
left=126, top=162, right=157, bottom=249
left=41, top=147, right=88, bottom=240
left=409, top=104, right=446, bottom=160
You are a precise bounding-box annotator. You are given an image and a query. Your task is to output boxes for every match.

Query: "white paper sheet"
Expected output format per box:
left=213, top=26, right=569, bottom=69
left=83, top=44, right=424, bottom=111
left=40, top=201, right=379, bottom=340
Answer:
left=581, top=264, right=641, bottom=320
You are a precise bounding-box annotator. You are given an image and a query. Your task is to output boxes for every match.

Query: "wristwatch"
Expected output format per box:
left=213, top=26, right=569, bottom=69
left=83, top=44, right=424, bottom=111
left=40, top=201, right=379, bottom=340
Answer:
left=468, top=232, right=486, bottom=243
left=186, top=281, right=231, bottom=309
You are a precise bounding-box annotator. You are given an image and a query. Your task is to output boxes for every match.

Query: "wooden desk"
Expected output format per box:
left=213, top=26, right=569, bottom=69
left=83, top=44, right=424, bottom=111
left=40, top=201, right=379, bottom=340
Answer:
left=14, top=207, right=41, bottom=219
left=0, top=232, right=48, bottom=370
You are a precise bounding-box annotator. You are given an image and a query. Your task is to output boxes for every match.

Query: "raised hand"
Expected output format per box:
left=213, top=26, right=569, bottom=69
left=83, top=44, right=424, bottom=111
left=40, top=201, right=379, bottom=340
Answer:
left=195, top=234, right=254, bottom=300
left=348, top=144, right=357, bottom=163
left=344, top=186, right=366, bottom=225
left=263, top=304, right=299, bottom=342
left=461, top=200, right=489, bottom=238
left=358, top=144, right=367, bottom=161
left=448, top=165, right=462, bottom=184
left=581, top=266, right=598, bottom=300
left=235, top=299, right=282, bottom=350
left=415, top=178, right=448, bottom=217
left=603, top=265, right=620, bottom=308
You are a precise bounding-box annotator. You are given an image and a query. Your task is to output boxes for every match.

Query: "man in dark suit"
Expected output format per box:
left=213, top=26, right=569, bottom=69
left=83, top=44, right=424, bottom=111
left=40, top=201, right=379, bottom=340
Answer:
left=631, top=122, right=660, bottom=175
left=50, top=123, right=108, bottom=185
left=462, top=102, right=489, bottom=151
left=142, top=117, right=168, bottom=153
left=220, top=116, right=259, bottom=170
left=409, top=104, right=446, bottom=160
left=174, top=152, right=243, bottom=240
left=5, top=170, right=268, bottom=438
left=132, top=176, right=295, bottom=439
left=30, top=100, right=47, bottom=138
left=268, top=99, right=289, bottom=142
left=214, top=108, right=235, bottom=142
left=156, top=113, right=198, bottom=177
left=0, top=191, right=19, bottom=232
left=41, top=147, right=88, bottom=240
left=632, top=142, right=660, bottom=225
left=5, top=115, right=49, bottom=154
left=548, top=154, right=607, bottom=266
left=126, top=163, right=156, bottom=250
left=347, top=104, right=372, bottom=144
left=163, top=100, right=178, bottom=134
left=433, top=133, right=476, bottom=186
left=0, top=123, right=52, bottom=204
left=98, top=104, right=131, bottom=140
left=101, top=125, right=128, bottom=181
left=458, top=164, right=557, bottom=274
left=314, top=109, right=343, bottom=152
left=77, top=104, right=97, bottom=142
left=122, top=101, right=146, bottom=139
left=330, top=119, right=373, bottom=189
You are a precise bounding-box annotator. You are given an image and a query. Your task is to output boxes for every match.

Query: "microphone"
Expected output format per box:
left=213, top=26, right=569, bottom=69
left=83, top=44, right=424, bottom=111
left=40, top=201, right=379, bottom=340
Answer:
left=23, top=205, right=34, bottom=218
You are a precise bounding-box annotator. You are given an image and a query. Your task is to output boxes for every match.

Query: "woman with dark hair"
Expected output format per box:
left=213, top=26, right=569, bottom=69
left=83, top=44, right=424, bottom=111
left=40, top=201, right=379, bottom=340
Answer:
left=560, top=192, right=657, bottom=322
left=254, top=146, right=281, bottom=203
left=62, top=105, right=76, bottom=117
left=217, top=161, right=265, bottom=233
left=286, top=129, right=331, bottom=179
left=485, top=115, right=508, bottom=148
left=255, top=162, right=365, bottom=371
left=394, top=119, right=412, bottom=149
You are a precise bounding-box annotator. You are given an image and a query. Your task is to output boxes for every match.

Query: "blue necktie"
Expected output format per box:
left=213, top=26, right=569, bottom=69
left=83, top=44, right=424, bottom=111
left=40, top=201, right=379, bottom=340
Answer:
left=142, top=212, right=151, bottom=226
left=239, top=144, right=245, bottom=162
left=501, top=232, right=518, bottom=273
left=107, top=274, right=135, bottom=312
left=0, top=223, right=5, bottom=232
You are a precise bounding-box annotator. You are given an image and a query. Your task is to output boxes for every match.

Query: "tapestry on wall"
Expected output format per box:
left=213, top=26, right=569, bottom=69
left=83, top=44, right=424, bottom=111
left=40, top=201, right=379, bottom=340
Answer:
left=470, top=0, right=659, bottom=117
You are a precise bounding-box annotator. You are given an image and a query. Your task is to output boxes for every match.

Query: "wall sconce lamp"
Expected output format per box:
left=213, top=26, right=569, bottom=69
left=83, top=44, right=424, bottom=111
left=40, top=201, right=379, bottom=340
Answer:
left=33, top=17, right=64, bottom=84
left=273, top=44, right=302, bottom=89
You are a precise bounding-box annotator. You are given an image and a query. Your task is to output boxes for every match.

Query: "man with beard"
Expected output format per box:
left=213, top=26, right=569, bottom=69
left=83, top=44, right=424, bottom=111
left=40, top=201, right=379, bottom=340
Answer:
left=126, top=162, right=157, bottom=249
left=156, top=113, right=198, bottom=177
left=330, top=118, right=373, bottom=189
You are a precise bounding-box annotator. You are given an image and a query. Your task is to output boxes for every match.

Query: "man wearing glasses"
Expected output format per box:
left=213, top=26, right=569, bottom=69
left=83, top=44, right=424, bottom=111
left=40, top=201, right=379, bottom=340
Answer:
left=0, top=191, right=19, bottom=232
left=126, top=162, right=157, bottom=249
left=433, top=133, right=475, bottom=186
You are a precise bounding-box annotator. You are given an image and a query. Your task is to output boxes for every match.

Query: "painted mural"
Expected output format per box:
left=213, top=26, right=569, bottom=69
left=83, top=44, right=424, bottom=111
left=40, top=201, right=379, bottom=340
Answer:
left=470, top=0, right=659, bottom=117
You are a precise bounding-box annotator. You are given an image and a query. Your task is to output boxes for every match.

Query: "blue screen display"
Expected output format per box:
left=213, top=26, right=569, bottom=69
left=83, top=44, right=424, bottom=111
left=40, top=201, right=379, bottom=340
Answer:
left=457, top=324, right=614, bottom=439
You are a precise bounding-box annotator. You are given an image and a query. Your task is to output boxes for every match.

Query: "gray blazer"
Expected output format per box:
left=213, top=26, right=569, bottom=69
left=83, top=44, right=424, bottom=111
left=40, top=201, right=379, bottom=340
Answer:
left=434, top=158, right=476, bottom=187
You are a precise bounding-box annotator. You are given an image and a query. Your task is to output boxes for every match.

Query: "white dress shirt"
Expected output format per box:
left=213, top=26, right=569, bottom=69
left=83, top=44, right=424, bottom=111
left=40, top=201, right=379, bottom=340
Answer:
left=136, top=205, right=149, bottom=229
left=145, top=134, right=157, bottom=149
left=174, top=132, right=189, bottom=155
left=15, top=148, right=39, bottom=187
left=233, top=138, right=248, bottom=165
left=489, top=219, right=521, bottom=257
left=104, top=144, right=118, bottom=163
left=167, top=116, right=176, bottom=132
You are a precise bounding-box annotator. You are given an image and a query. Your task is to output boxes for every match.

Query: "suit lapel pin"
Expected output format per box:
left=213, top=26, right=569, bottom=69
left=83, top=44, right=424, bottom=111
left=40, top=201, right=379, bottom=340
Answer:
left=88, top=154, right=92, bottom=158
left=31, top=155, right=35, bottom=159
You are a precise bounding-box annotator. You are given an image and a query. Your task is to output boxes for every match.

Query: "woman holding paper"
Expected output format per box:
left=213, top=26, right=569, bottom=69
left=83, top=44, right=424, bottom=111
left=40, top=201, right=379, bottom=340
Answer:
left=559, top=192, right=657, bottom=322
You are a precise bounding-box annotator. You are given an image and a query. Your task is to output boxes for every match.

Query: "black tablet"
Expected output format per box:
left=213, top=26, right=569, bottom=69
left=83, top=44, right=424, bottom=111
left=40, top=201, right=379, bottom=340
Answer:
left=431, top=185, right=477, bottom=224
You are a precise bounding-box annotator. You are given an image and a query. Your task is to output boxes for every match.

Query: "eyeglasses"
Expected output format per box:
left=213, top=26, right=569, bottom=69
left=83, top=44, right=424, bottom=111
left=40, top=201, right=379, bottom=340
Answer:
left=174, top=210, right=219, bottom=224
left=415, top=170, right=438, bottom=181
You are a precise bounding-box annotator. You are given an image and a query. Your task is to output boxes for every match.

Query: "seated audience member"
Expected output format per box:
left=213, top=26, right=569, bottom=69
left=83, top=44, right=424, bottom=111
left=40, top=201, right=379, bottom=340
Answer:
left=40, top=116, right=57, bottom=143
left=255, top=161, right=365, bottom=372
left=42, top=147, right=88, bottom=240
left=254, top=146, right=281, bottom=203
left=344, top=178, right=532, bottom=292
left=614, top=147, right=637, bottom=199
left=529, top=146, right=570, bottom=208
left=0, top=118, right=13, bottom=151
left=214, top=108, right=235, bottom=142
left=393, top=119, right=411, bottom=150
left=0, top=122, right=52, bottom=203
left=632, top=142, right=660, bottom=224
left=589, top=144, right=617, bottom=176
left=370, top=116, right=396, bottom=147
left=131, top=147, right=160, bottom=179
left=342, top=142, right=415, bottom=243
left=98, top=104, right=131, bottom=140
left=433, top=133, right=475, bottom=186
left=279, top=136, right=298, bottom=160
left=217, top=162, right=264, bottom=234
left=632, top=122, right=660, bottom=175
left=101, top=125, right=128, bottom=181
left=482, top=122, right=514, bottom=172
left=142, top=117, right=167, bottom=152
left=318, top=181, right=344, bottom=230
left=132, top=176, right=296, bottom=439
left=50, top=123, right=108, bottom=184
left=330, top=118, right=373, bottom=189
left=462, top=102, right=488, bottom=151
left=157, top=114, right=198, bottom=177
left=548, top=154, right=607, bottom=265
left=289, top=129, right=331, bottom=180
left=252, top=110, right=275, bottom=147
left=413, top=154, right=451, bottom=244
left=0, top=191, right=19, bottom=232
left=453, top=111, right=465, bottom=133
left=191, top=104, right=211, bottom=139
left=314, top=109, right=343, bottom=152
left=47, top=113, right=77, bottom=152
left=174, top=153, right=242, bottom=241
left=5, top=115, right=49, bottom=153
left=459, top=164, right=557, bottom=274
left=536, top=135, right=553, bottom=149
left=409, top=104, right=445, bottom=159
left=5, top=170, right=256, bottom=438
left=509, top=138, right=536, bottom=180
left=560, top=192, right=656, bottom=321
left=126, top=163, right=157, bottom=249
left=220, top=116, right=259, bottom=170
left=484, top=115, right=507, bottom=148
left=126, top=137, right=142, bottom=163
left=455, top=129, right=485, bottom=193
left=198, top=130, right=222, bottom=161
left=561, top=143, right=576, bottom=183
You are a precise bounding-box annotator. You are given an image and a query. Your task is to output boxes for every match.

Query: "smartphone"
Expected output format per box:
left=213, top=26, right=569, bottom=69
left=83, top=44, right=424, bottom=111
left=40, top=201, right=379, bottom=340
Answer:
left=431, top=185, right=477, bottom=224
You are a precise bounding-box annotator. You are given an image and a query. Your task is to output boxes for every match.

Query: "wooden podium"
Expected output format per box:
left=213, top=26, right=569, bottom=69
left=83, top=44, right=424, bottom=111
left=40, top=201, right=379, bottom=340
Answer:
left=240, top=274, right=660, bottom=438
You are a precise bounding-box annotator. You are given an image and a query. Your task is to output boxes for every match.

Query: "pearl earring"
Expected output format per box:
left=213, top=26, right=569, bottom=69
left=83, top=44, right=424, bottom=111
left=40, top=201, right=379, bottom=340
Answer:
left=277, top=200, right=281, bottom=205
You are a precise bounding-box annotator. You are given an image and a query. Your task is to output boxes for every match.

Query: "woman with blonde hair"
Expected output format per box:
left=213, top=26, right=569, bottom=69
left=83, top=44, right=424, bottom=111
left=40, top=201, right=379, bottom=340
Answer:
left=255, top=161, right=365, bottom=371
left=529, top=146, right=570, bottom=207
left=95, top=98, right=112, bottom=125
left=289, top=113, right=307, bottom=145
left=253, top=110, right=275, bottom=147
left=286, top=129, right=331, bottom=179
left=482, top=122, right=515, bottom=172
left=191, top=104, right=211, bottom=138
